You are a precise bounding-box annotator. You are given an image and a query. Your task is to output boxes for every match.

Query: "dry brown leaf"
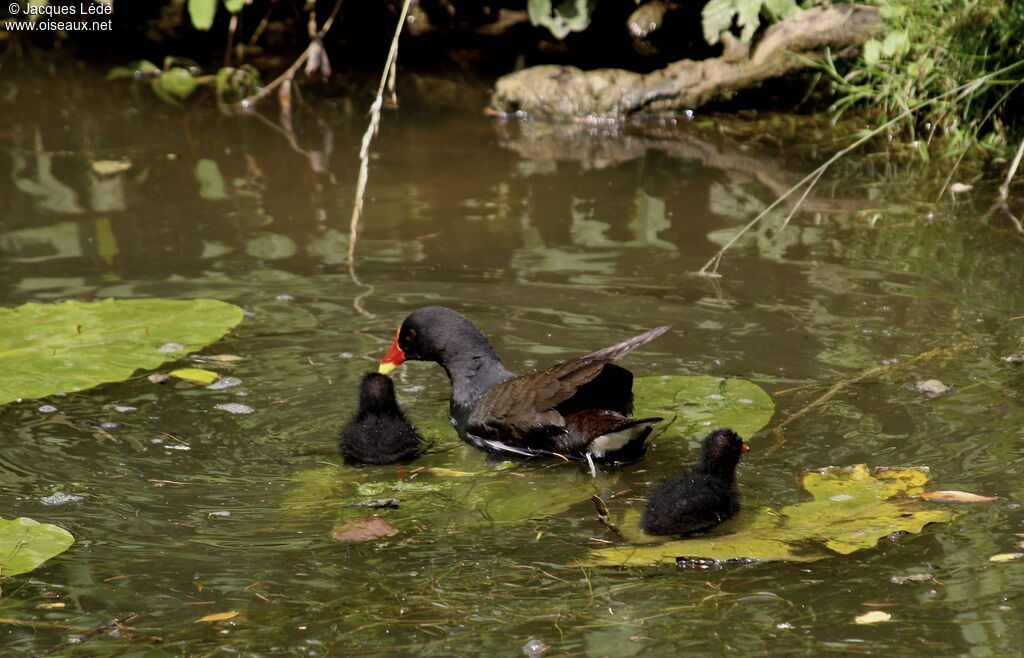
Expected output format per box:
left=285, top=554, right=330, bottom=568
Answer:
left=854, top=610, right=891, bottom=624
left=197, top=610, right=244, bottom=623
left=331, top=517, right=398, bottom=541
left=918, top=490, right=997, bottom=503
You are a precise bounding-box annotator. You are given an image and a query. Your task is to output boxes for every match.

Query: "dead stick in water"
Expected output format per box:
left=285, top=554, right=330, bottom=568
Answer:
left=770, top=339, right=975, bottom=447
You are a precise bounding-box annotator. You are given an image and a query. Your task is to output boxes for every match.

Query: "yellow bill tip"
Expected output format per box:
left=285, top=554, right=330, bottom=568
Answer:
left=378, top=362, right=398, bottom=375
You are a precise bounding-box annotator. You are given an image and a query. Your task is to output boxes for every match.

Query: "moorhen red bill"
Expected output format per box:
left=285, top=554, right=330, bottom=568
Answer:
left=338, top=373, right=423, bottom=465
left=377, top=306, right=668, bottom=470
left=640, top=428, right=748, bottom=536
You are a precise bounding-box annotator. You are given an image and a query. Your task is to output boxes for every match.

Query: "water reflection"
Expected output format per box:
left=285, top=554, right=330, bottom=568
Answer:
left=1, top=69, right=1023, bottom=656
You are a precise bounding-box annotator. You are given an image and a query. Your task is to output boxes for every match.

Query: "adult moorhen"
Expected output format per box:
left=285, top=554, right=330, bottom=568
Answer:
left=377, top=306, right=668, bottom=472
left=338, top=373, right=423, bottom=465
left=640, top=428, right=748, bottom=536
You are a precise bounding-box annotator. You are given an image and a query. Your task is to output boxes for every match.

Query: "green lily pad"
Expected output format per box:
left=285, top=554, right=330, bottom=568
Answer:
left=585, top=465, right=961, bottom=566
left=0, top=517, right=75, bottom=577
left=0, top=298, right=244, bottom=405
left=633, top=375, right=775, bottom=439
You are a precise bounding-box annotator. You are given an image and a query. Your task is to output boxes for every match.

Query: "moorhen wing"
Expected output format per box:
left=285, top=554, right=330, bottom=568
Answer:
left=377, top=306, right=668, bottom=472
left=338, top=373, right=423, bottom=465
left=640, top=428, right=747, bottom=536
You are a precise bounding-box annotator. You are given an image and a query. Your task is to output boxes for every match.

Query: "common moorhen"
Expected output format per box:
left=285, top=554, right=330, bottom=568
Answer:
left=338, top=373, right=423, bottom=465
left=640, top=428, right=748, bottom=536
left=377, top=306, right=668, bottom=471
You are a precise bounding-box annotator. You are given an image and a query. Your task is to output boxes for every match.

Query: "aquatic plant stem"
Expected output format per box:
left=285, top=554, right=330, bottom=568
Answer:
left=697, top=61, right=1024, bottom=277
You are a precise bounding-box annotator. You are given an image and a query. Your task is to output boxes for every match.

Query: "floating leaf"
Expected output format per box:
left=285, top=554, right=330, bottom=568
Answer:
left=0, top=298, right=244, bottom=406
left=106, top=60, right=160, bottom=80
left=90, top=159, right=132, bottom=176
left=331, top=517, right=399, bottom=541
left=989, top=553, right=1023, bottom=563
left=0, top=517, right=75, bottom=577
left=169, top=368, right=221, bottom=385
left=918, top=490, right=996, bottom=503
left=197, top=610, right=243, bottom=623
left=633, top=375, right=775, bottom=439
left=155, top=67, right=198, bottom=102
left=585, top=465, right=961, bottom=566
left=854, top=610, right=892, bottom=624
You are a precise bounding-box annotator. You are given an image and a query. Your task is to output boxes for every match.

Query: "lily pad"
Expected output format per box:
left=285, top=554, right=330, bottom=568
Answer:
left=585, top=465, right=961, bottom=566
left=633, top=375, right=775, bottom=439
left=0, top=298, right=244, bottom=405
left=0, top=517, right=75, bottom=577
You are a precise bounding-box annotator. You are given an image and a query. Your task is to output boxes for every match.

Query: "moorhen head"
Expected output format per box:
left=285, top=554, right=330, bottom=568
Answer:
left=640, top=428, right=748, bottom=536
left=338, top=373, right=423, bottom=465
left=378, top=306, right=668, bottom=471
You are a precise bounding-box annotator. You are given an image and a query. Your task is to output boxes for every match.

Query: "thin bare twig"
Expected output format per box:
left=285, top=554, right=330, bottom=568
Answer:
left=768, top=339, right=975, bottom=452
left=238, top=0, right=343, bottom=106
left=345, top=0, right=413, bottom=319
left=999, top=136, right=1024, bottom=202
left=697, top=60, right=1024, bottom=276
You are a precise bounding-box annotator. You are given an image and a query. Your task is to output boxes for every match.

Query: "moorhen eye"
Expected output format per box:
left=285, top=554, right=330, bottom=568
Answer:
left=377, top=306, right=669, bottom=475
left=338, top=373, right=424, bottom=465
left=640, top=428, right=747, bottom=536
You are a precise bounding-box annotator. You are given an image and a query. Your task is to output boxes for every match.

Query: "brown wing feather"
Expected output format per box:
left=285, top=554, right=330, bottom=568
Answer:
left=466, top=326, right=669, bottom=448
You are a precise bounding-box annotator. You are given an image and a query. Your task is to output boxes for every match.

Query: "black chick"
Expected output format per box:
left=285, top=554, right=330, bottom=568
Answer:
left=640, top=428, right=748, bottom=536
left=338, top=373, right=423, bottom=465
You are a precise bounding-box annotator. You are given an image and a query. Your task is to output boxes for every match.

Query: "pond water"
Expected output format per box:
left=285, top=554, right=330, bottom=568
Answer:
left=1, top=66, right=1023, bottom=656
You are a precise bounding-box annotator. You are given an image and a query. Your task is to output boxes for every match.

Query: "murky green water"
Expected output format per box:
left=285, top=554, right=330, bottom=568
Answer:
left=1, top=67, right=1023, bottom=656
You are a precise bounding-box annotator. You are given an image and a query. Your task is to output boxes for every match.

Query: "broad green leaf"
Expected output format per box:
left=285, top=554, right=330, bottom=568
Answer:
left=106, top=60, right=160, bottom=81
left=157, top=67, right=198, bottom=101
left=528, top=0, right=597, bottom=39
left=0, top=298, right=244, bottom=405
left=863, top=38, right=881, bottom=65
left=0, top=517, right=75, bottom=577
left=224, top=0, right=245, bottom=13
left=169, top=368, right=221, bottom=385
left=701, top=0, right=797, bottom=45
left=188, top=0, right=217, bottom=30
left=585, top=465, right=961, bottom=566
left=633, top=375, right=775, bottom=439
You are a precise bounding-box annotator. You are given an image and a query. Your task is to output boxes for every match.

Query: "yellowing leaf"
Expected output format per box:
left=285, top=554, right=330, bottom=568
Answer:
left=36, top=602, right=66, bottom=609
left=854, top=610, right=892, bottom=624
left=169, top=368, right=221, bottom=385
left=585, top=465, right=961, bottom=567
left=197, top=611, right=243, bottom=623
left=90, top=159, right=132, bottom=175
left=989, top=553, right=1024, bottom=563
left=918, top=490, right=997, bottom=503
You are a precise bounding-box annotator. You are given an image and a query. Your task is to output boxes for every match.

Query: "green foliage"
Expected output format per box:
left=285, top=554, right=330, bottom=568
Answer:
left=585, top=465, right=962, bottom=566
left=187, top=0, right=245, bottom=31
left=0, top=517, right=75, bottom=577
left=0, top=298, right=244, bottom=405
left=107, top=59, right=260, bottom=108
left=702, top=0, right=800, bottom=45
left=825, top=0, right=1024, bottom=154
left=527, top=0, right=598, bottom=39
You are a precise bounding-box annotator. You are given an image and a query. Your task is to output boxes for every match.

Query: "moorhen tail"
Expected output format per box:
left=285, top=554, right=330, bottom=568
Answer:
left=338, top=373, right=423, bottom=465
left=377, top=306, right=668, bottom=470
left=640, top=428, right=748, bottom=536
